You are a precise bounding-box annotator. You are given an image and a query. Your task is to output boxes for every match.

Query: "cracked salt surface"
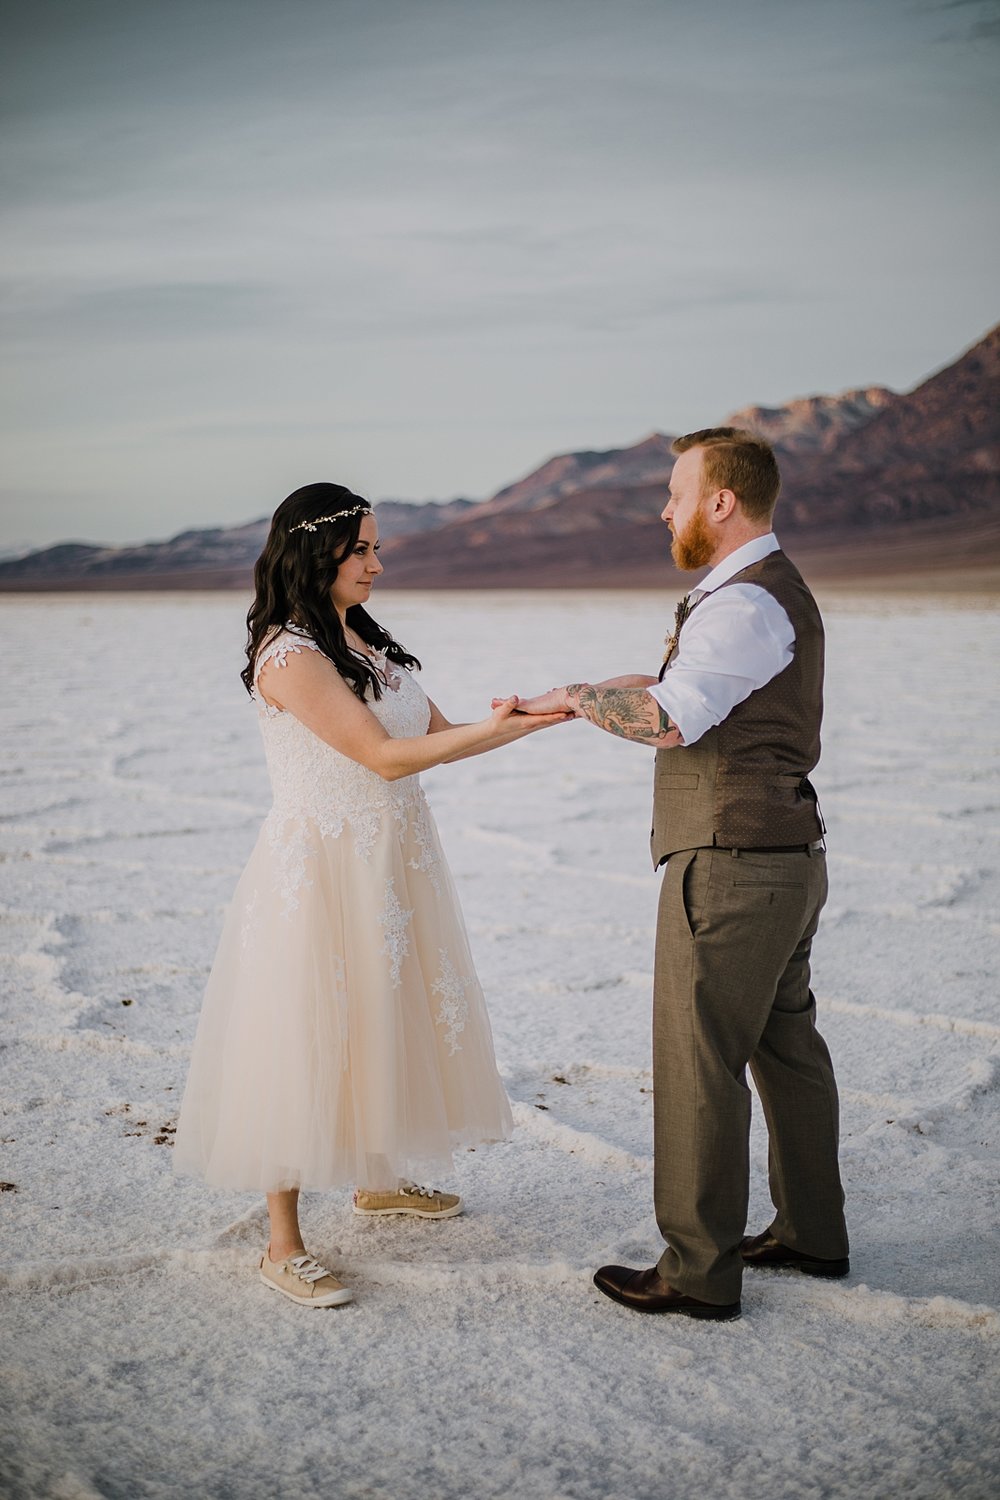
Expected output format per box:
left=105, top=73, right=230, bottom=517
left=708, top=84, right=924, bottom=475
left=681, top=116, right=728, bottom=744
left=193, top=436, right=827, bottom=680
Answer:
left=1, top=589, right=998, bottom=1500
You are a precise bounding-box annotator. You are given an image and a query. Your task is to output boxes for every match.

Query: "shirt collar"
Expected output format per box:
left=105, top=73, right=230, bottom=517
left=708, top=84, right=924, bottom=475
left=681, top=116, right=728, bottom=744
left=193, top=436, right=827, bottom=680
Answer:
left=696, top=533, right=780, bottom=594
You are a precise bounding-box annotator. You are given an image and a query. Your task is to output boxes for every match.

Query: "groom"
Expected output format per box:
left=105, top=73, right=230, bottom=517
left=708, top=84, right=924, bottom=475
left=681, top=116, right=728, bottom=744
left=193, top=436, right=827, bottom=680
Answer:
left=512, top=427, right=849, bottom=1321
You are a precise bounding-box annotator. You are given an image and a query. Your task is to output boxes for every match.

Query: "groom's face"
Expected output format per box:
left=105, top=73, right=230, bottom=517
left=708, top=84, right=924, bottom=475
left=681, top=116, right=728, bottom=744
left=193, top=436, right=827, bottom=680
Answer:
left=663, top=449, right=715, bottom=571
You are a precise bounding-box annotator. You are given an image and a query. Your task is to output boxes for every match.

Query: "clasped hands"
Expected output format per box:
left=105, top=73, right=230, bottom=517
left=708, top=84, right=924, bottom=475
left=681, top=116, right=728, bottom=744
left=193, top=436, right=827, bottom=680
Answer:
left=490, top=686, right=579, bottom=717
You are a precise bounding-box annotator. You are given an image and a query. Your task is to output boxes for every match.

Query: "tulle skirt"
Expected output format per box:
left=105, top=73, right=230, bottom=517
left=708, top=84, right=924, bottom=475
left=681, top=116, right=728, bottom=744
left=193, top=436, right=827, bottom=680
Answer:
left=173, top=796, right=513, bottom=1193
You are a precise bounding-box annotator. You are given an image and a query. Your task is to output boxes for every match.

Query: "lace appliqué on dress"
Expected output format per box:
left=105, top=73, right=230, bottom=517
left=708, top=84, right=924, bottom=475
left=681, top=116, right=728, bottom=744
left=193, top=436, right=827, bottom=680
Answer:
left=239, top=888, right=260, bottom=951
left=367, top=648, right=403, bottom=694
left=431, top=949, right=470, bottom=1055
left=379, top=877, right=413, bottom=988
left=331, top=952, right=350, bottom=1070
left=405, top=792, right=443, bottom=896
left=265, top=815, right=316, bottom=916
left=253, top=632, right=324, bottom=719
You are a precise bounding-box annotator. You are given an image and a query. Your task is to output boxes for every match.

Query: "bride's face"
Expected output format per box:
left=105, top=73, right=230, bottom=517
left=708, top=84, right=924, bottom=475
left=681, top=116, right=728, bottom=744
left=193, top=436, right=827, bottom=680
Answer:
left=329, top=514, right=383, bottom=616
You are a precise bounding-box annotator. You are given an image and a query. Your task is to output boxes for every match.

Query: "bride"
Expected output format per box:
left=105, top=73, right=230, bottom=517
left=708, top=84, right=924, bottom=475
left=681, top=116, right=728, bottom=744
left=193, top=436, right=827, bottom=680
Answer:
left=173, top=482, right=568, bottom=1306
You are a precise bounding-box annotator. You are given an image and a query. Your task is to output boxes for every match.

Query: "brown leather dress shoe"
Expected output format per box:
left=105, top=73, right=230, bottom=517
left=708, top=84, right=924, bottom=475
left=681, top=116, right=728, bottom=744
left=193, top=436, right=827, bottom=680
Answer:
left=593, top=1264, right=741, bottom=1321
left=740, top=1229, right=849, bottom=1278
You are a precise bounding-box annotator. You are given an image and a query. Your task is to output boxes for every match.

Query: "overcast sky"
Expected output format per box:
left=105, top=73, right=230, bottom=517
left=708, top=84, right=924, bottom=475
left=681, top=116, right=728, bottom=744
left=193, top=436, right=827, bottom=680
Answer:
left=1, top=0, right=998, bottom=549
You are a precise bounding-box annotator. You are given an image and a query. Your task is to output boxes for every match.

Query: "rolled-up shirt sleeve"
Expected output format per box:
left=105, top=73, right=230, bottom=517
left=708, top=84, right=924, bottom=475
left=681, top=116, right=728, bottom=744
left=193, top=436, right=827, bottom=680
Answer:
left=647, top=584, right=795, bottom=746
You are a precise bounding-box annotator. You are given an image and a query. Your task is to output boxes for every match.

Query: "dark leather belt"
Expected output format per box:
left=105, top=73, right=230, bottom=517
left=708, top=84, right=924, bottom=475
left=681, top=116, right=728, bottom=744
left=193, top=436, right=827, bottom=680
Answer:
left=730, top=840, right=825, bottom=854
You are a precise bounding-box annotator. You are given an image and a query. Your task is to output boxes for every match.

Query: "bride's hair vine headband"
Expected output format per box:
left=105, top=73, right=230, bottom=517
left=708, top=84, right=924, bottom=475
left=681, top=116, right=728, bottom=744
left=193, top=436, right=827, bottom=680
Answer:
left=290, top=502, right=372, bottom=534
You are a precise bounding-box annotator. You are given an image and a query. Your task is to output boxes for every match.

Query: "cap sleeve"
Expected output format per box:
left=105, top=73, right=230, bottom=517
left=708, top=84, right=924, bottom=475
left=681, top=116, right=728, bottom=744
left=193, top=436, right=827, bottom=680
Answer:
left=253, top=628, right=325, bottom=686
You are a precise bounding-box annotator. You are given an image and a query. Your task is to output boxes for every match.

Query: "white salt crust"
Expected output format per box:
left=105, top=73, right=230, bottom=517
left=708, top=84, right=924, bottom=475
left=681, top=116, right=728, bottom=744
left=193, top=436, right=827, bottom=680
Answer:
left=1, top=589, right=998, bottom=1500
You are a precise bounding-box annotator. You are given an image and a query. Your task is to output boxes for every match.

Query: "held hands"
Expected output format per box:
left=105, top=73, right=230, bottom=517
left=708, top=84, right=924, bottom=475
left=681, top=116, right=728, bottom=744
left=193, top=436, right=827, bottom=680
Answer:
left=486, top=694, right=574, bottom=739
left=490, top=687, right=577, bottom=716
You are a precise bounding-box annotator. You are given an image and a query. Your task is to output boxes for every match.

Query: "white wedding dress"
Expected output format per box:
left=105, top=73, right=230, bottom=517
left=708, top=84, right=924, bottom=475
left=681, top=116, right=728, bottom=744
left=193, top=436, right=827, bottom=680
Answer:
left=173, top=627, right=513, bottom=1193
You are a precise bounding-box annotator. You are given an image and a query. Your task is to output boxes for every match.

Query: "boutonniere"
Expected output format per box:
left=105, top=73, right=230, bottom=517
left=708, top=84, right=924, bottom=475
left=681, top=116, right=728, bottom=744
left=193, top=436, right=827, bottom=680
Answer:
left=662, top=593, right=692, bottom=665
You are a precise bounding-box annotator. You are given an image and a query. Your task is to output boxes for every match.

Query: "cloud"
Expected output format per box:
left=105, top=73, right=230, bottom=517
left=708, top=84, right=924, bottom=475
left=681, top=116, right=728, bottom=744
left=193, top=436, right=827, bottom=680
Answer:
left=924, top=0, right=1000, bottom=10
left=0, top=281, right=279, bottom=344
left=918, top=0, right=1000, bottom=41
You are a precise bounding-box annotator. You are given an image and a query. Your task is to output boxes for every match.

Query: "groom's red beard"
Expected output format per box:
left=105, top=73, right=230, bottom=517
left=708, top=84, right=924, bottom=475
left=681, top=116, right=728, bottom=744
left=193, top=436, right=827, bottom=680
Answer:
left=670, top=500, right=714, bottom=571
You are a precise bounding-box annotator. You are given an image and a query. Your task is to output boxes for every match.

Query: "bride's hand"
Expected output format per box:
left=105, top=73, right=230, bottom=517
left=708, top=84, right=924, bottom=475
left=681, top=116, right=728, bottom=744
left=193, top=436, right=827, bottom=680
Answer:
left=486, top=696, right=573, bottom=736
left=491, top=687, right=574, bottom=716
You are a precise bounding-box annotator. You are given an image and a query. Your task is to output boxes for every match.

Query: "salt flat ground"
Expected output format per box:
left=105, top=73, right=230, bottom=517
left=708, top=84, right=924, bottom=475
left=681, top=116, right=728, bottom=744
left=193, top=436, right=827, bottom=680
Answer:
left=1, top=589, right=998, bottom=1500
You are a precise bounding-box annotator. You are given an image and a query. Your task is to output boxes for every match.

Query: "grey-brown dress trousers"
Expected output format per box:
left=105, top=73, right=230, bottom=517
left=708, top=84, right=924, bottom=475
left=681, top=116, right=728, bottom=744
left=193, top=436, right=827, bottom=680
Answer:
left=652, top=844, right=847, bottom=1303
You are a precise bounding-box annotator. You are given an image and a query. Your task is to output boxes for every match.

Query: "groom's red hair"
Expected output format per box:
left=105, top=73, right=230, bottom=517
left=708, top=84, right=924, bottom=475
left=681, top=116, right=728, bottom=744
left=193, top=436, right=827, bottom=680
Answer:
left=672, top=427, right=781, bottom=523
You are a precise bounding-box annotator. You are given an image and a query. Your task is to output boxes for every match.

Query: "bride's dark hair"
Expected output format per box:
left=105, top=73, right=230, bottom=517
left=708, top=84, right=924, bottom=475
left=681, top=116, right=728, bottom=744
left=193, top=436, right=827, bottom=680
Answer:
left=241, top=482, right=420, bottom=699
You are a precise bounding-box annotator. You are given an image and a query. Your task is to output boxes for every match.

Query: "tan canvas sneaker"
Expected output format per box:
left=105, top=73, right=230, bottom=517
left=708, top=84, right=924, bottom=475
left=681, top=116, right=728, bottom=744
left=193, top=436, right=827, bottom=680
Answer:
left=259, top=1251, right=354, bottom=1307
left=353, top=1181, right=463, bottom=1218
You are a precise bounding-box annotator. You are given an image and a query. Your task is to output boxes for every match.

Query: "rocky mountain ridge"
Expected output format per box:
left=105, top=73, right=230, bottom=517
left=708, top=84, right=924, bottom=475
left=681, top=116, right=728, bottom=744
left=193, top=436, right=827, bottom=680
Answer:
left=2, top=323, right=997, bottom=590
left=0, top=498, right=475, bottom=586
left=725, top=387, right=895, bottom=453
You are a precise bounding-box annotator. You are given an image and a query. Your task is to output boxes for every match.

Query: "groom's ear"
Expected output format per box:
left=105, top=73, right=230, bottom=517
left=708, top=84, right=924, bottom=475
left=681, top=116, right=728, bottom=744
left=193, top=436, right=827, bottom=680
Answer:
left=710, top=488, right=739, bottom=522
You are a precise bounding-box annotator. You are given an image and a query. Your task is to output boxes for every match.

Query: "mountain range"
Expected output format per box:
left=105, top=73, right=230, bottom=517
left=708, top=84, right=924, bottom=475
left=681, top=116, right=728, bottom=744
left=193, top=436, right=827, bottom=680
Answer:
left=2, top=323, right=997, bottom=592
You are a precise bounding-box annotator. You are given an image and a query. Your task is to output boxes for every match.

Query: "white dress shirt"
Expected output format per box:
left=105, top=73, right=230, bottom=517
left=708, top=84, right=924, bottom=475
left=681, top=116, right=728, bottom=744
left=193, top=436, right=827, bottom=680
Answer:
left=647, top=534, right=795, bottom=747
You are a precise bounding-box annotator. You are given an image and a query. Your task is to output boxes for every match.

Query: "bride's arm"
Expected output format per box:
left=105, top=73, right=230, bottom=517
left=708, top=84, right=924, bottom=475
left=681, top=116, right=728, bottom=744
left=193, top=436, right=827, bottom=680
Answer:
left=423, top=698, right=558, bottom=763
left=257, top=652, right=568, bottom=781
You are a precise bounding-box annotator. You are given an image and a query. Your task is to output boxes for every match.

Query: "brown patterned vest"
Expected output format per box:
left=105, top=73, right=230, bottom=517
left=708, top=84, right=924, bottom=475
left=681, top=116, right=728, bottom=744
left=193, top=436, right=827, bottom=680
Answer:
left=651, top=549, right=825, bottom=865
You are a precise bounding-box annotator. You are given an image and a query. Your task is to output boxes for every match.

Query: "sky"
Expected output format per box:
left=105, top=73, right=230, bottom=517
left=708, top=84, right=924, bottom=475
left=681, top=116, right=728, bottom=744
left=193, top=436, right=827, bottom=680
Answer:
left=1, top=0, right=998, bottom=551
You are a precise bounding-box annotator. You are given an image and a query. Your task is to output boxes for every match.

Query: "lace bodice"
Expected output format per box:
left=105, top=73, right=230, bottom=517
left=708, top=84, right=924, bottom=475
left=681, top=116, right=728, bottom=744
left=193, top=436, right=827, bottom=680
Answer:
left=252, top=629, right=432, bottom=851
left=227, top=629, right=467, bottom=1058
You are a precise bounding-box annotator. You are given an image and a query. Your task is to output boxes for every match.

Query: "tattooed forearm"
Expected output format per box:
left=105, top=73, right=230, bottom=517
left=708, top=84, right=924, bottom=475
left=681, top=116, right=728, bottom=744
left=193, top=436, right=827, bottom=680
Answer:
left=565, top=684, right=680, bottom=744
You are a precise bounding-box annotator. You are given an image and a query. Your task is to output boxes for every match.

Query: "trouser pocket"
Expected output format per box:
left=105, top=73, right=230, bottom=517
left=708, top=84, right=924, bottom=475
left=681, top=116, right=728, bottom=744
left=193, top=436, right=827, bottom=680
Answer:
left=675, top=848, right=709, bottom=940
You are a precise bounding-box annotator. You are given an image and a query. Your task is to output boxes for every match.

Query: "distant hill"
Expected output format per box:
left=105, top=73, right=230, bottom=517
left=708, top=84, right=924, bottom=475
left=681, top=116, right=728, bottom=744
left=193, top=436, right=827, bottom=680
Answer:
left=372, top=497, right=476, bottom=536
left=373, top=324, right=1000, bottom=588
left=484, top=433, right=677, bottom=514
left=2, top=324, right=997, bottom=591
left=726, top=387, right=895, bottom=454
left=0, top=498, right=474, bottom=591
left=0, top=519, right=270, bottom=587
